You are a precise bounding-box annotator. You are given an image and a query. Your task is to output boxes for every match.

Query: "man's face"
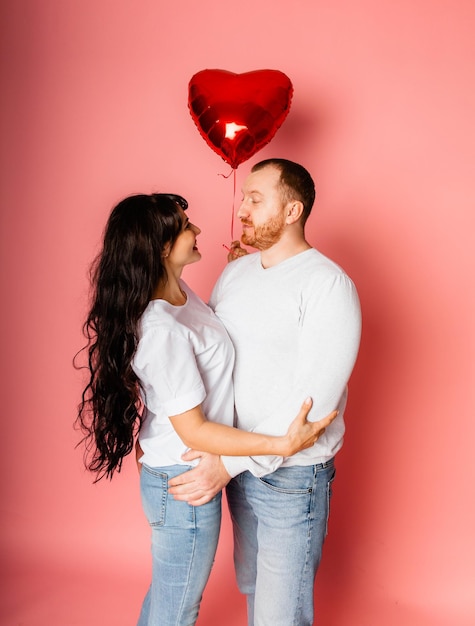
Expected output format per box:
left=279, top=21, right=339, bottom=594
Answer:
left=237, top=165, right=287, bottom=250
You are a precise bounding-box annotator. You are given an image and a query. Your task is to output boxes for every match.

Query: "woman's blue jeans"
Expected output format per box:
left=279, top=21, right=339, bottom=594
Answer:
left=137, top=464, right=221, bottom=626
left=226, top=459, right=336, bottom=626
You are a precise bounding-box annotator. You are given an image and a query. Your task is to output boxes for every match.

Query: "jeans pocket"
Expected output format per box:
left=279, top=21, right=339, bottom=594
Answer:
left=257, top=466, right=314, bottom=495
left=140, top=464, right=168, bottom=527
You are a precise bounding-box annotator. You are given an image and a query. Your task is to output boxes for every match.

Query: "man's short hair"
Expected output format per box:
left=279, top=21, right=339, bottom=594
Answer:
left=251, top=158, right=316, bottom=225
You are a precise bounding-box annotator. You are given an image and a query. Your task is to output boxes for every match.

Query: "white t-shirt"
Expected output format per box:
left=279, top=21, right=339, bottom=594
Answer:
left=210, top=249, right=361, bottom=478
left=133, top=280, right=235, bottom=468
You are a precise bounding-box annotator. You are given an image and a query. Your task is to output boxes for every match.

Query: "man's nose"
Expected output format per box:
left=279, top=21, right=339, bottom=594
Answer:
left=237, top=201, right=248, bottom=220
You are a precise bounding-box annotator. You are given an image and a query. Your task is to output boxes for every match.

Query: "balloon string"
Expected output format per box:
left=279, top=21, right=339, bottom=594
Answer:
left=218, top=166, right=236, bottom=243
left=231, top=168, right=236, bottom=241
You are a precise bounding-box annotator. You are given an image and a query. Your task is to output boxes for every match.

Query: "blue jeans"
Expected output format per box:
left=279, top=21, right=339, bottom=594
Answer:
left=137, top=464, right=221, bottom=626
left=226, top=460, right=336, bottom=626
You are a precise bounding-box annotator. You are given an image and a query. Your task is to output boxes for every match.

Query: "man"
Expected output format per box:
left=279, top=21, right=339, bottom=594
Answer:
left=169, top=158, right=361, bottom=625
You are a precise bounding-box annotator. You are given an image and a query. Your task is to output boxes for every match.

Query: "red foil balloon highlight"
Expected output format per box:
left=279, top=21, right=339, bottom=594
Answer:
left=188, top=69, right=293, bottom=169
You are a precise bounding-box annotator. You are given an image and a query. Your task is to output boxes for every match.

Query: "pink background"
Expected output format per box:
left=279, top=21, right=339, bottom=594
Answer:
left=1, top=1, right=474, bottom=624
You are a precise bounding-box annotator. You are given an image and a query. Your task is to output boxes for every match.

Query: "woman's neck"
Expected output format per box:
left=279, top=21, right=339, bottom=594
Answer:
left=153, top=278, right=187, bottom=305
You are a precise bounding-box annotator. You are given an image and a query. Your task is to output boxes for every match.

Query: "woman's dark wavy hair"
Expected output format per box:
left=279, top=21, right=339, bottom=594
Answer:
left=75, top=193, right=188, bottom=481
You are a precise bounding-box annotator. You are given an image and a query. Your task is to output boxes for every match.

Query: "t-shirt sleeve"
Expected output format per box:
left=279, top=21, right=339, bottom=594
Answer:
left=134, top=327, right=206, bottom=417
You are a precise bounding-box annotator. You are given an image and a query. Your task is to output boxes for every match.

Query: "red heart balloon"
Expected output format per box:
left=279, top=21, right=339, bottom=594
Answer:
left=188, top=69, right=293, bottom=169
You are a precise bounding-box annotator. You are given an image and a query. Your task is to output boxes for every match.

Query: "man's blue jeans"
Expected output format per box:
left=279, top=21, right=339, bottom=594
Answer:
left=226, top=459, right=336, bottom=626
left=137, top=464, right=221, bottom=626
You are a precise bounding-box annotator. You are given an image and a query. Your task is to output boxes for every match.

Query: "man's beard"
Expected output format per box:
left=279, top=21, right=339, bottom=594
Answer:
left=241, top=212, right=286, bottom=250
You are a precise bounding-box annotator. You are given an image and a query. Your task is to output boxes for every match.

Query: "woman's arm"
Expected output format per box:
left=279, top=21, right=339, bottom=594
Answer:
left=169, top=398, right=338, bottom=457
left=135, top=440, right=143, bottom=472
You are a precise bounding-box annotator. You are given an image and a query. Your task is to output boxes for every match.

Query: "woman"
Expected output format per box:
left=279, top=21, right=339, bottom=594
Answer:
left=76, top=193, right=336, bottom=626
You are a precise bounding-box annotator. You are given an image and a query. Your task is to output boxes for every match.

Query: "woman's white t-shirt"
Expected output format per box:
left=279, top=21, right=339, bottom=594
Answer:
left=132, top=280, right=235, bottom=468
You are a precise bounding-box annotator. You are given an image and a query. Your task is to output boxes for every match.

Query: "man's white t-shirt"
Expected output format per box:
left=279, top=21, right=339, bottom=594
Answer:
left=210, top=249, right=362, bottom=478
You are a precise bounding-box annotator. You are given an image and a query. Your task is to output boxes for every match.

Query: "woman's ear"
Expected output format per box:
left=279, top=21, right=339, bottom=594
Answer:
left=162, top=242, right=171, bottom=258
left=285, top=201, right=304, bottom=225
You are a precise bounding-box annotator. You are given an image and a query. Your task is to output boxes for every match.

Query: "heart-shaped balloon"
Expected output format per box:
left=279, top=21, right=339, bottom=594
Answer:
left=188, top=69, right=293, bottom=169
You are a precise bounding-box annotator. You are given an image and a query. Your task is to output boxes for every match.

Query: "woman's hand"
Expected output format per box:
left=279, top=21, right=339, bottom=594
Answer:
left=283, top=398, right=338, bottom=456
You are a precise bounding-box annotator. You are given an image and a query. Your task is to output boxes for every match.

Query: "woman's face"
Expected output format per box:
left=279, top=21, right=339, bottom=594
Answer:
left=166, top=207, right=202, bottom=269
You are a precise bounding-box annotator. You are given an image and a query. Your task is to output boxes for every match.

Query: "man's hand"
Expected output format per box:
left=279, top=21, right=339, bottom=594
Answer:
left=227, top=240, right=248, bottom=262
left=168, top=451, right=231, bottom=506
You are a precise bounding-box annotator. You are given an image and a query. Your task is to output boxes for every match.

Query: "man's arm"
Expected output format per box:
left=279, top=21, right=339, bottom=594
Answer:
left=167, top=451, right=231, bottom=505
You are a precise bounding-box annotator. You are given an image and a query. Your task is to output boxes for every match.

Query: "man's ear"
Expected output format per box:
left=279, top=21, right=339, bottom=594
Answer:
left=285, top=201, right=304, bottom=225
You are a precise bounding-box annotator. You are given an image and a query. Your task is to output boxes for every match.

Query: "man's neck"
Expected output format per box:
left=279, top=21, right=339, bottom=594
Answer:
left=259, top=236, right=311, bottom=269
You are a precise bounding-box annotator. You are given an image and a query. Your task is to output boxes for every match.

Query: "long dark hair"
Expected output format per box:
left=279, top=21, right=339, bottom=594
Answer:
left=75, top=193, right=188, bottom=481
